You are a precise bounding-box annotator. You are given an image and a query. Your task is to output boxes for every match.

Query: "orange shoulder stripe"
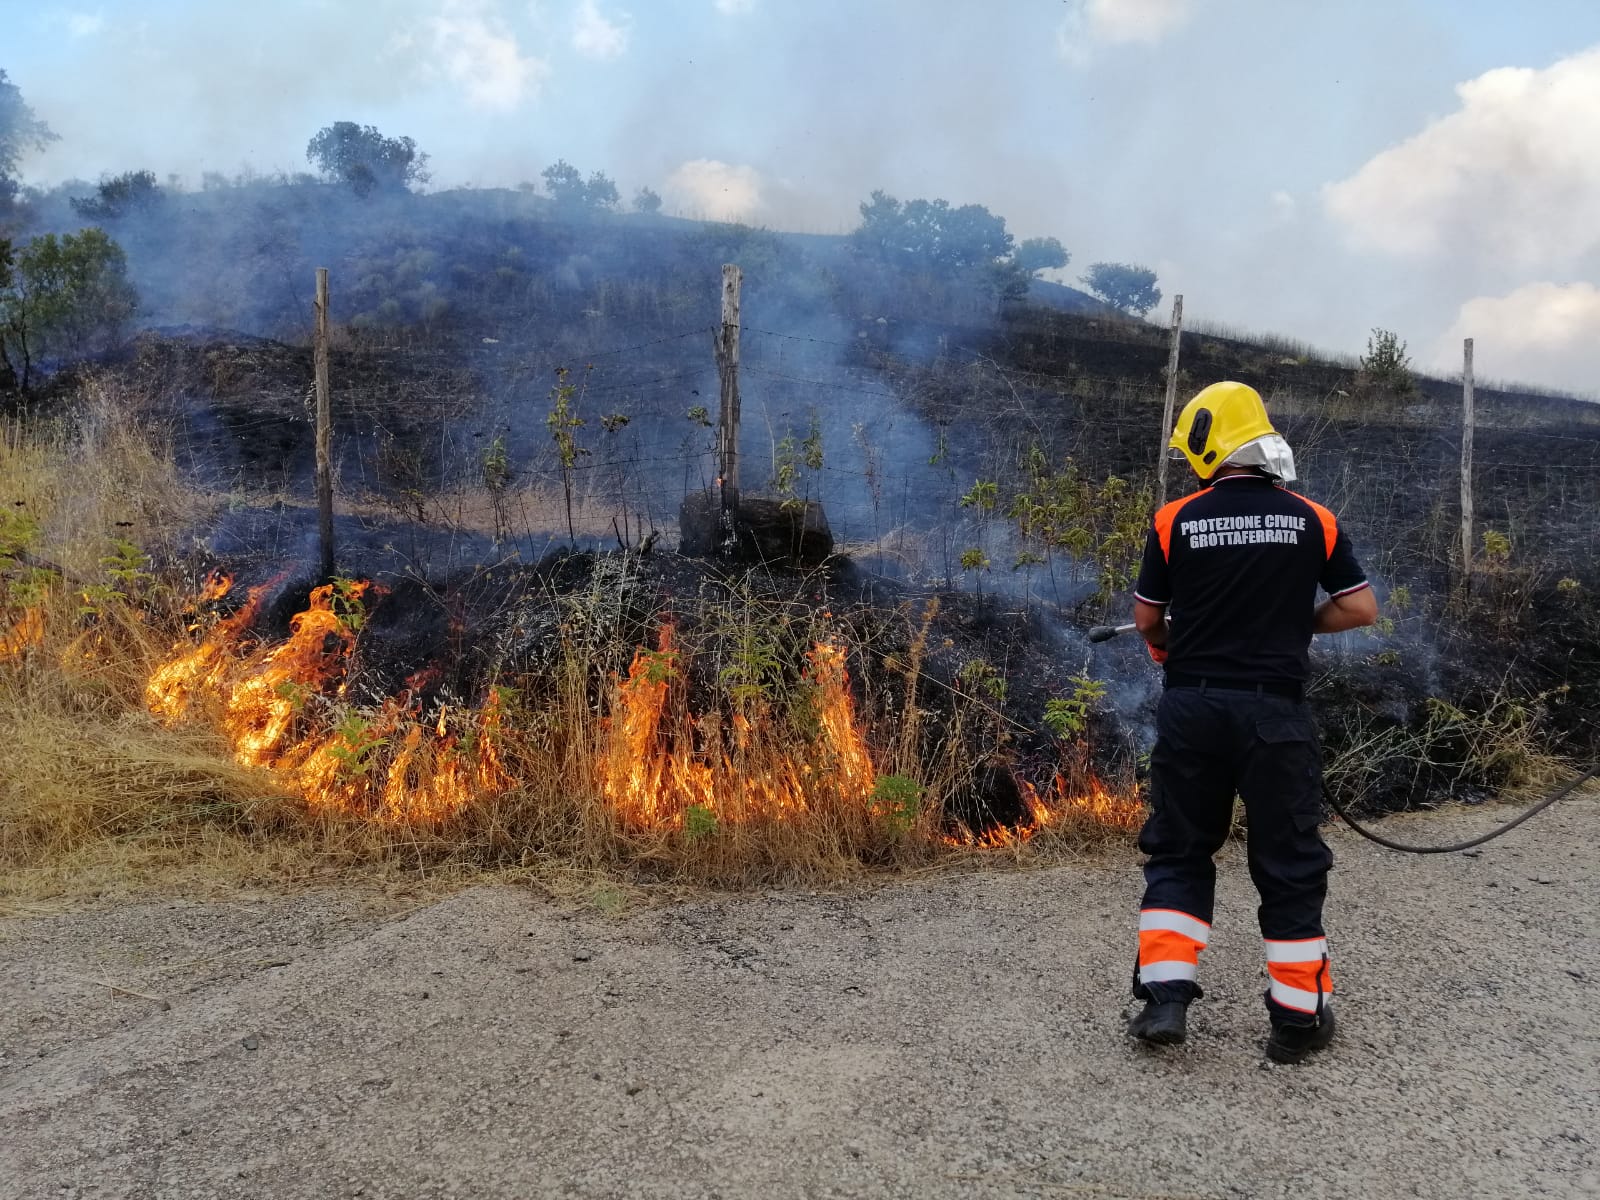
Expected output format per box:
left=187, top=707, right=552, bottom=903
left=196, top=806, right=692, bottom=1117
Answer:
left=1289, top=493, right=1340, bottom=560
left=1154, top=489, right=1209, bottom=561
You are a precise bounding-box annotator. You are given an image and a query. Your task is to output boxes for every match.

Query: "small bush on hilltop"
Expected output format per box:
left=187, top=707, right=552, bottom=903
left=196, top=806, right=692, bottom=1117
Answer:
left=542, top=160, right=620, bottom=214
left=1356, top=326, right=1416, bottom=400
left=70, top=170, right=165, bottom=220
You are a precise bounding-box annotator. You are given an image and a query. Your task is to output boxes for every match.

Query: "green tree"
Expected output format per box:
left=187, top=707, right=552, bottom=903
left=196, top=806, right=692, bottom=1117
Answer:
left=541, top=160, right=619, bottom=213
left=0, top=69, right=57, bottom=214
left=541, top=160, right=584, bottom=205
left=1013, top=236, right=1069, bottom=276
left=853, top=190, right=1015, bottom=275
left=70, top=169, right=164, bottom=220
left=585, top=171, right=619, bottom=210
left=853, top=190, right=902, bottom=255
left=0, top=228, right=138, bottom=391
left=633, top=185, right=662, bottom=214
left=1080, top=261, right=1162, bottom=316
left=306, top=122, right=429, bottom=197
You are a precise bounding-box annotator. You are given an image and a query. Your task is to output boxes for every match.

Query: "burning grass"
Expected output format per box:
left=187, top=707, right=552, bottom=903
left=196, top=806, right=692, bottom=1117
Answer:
left=3, top=564, right=1143, bottom=896
left=1, top=383, right=1146, bottom=898
left=126, top=567, right=1141, bottom=884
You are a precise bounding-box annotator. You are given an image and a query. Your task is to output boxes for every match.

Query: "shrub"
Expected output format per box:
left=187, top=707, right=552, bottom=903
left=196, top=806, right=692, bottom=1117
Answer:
left=1356, top=327, right=1415, bottom=398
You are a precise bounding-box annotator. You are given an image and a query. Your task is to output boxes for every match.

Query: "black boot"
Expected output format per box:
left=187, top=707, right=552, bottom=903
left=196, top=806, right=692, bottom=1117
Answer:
left=1265, top=1005, right=1336, bottom=1064
left=1128, top=1000, right=1188, bottom=1045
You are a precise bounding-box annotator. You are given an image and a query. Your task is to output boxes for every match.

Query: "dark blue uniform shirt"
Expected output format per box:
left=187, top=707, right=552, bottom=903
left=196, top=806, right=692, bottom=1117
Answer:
left=1133, top=474, right=1369, bottom=686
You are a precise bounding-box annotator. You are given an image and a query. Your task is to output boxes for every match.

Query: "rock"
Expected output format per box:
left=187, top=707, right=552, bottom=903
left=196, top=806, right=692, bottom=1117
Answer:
left=241, top=1034, right=259, bottom=1051
left=573, top=949, right=593, bottom=963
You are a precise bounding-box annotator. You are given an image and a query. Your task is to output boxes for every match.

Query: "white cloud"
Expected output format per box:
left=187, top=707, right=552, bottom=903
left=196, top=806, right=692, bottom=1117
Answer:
left=1057, top=0, right=1193, bottom=64
left=1324, top=46, right=1600, bottom=270
left=1434, top=282, right=1600, bottom=395
left=664, top=159, right=763, bottom=221
left=572, top=0, right=629, bottom=60
left=1269, top=190, right=1296, bottom=223
left=37, top=8, right=105, bottom=37
left=714, top=0, right=755, bottom=13
left=429, top=0, right=548, bottom=112
left=65, top=10, right=106, bottom=38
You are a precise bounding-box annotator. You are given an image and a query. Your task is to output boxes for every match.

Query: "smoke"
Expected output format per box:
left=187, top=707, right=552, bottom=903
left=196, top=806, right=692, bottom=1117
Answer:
left=11, top=2, right=1600, bottom=398
left=664, top=160, right=764, bottom=222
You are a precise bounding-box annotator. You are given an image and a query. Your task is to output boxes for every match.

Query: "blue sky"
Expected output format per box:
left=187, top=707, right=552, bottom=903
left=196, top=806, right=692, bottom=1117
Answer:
left=9, top=0, right=1600, bottom=395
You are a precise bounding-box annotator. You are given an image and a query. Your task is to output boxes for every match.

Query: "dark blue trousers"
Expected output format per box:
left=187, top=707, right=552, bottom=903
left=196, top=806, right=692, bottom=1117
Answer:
left=1135, top=685, right=1333, bottom=1017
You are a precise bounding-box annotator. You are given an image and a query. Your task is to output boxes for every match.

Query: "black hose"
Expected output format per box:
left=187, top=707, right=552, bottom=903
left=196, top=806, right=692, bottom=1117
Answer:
left=1089, top=622, right=1599, bottom=853
left=1321, top=763, right=1600, bottom=854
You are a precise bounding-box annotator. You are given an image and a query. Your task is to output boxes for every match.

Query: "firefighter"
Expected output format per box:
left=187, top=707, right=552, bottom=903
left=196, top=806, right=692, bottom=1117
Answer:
left=1126, top=381, right=1377, bottom=1063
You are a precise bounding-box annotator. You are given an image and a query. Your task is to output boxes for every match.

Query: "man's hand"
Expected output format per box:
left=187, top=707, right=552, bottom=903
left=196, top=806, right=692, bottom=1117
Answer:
left=1313, top=585, right=1378, bottom=634
left=1134, top=599, right=1169, bottom=663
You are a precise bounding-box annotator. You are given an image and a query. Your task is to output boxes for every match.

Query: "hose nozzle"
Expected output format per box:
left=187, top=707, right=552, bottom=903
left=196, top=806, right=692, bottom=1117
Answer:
left=1087, top=622, right=1137, bottom=643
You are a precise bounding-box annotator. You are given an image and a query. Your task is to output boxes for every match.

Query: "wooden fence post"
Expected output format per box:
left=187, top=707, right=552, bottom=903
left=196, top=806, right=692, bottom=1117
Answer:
left=314, top=267, right=335, bottom=581
left=1459, top=337, right=1475, bottom=587
left=1157, top=294, right=1184, bottom=503
left=714, top=263, right=743, bottom=517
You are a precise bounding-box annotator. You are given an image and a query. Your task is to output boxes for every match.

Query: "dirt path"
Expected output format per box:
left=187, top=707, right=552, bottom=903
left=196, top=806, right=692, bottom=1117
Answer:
left=3, top=793, right=1598, bottom=1200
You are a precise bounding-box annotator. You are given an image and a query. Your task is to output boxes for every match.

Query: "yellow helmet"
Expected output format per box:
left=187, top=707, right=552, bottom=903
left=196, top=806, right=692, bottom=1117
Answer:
left=1168, top=381, right=1278, bottom=480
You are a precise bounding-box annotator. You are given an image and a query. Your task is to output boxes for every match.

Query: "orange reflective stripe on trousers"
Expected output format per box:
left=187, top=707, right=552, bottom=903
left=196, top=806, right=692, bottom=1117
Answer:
left=1137, top=908, right=1210, bottom=985
left=1264, top=936, right=1333, bottom=1013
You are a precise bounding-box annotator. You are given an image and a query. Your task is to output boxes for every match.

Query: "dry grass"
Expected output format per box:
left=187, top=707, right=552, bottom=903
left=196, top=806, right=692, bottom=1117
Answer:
left=0, top=389, right=330, bottom=901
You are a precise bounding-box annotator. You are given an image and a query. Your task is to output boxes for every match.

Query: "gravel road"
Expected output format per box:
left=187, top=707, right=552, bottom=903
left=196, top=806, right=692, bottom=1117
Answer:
left=3, top=792, right=1597, bottom=1200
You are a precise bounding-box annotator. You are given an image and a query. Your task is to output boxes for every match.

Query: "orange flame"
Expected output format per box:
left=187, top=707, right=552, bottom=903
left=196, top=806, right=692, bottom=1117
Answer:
left=196, top=569, right=235, bottom=605
left=145, top=576, right=509, bottom=824
left=145, top=578, right=266, bottom=722
left=0, top=606, right=45, bottom=659
left=145, top=577, right=1141, bottom=845
left=945, top=772, right=1143, bottom=848
left=597, top=628, right=876, bottom=829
